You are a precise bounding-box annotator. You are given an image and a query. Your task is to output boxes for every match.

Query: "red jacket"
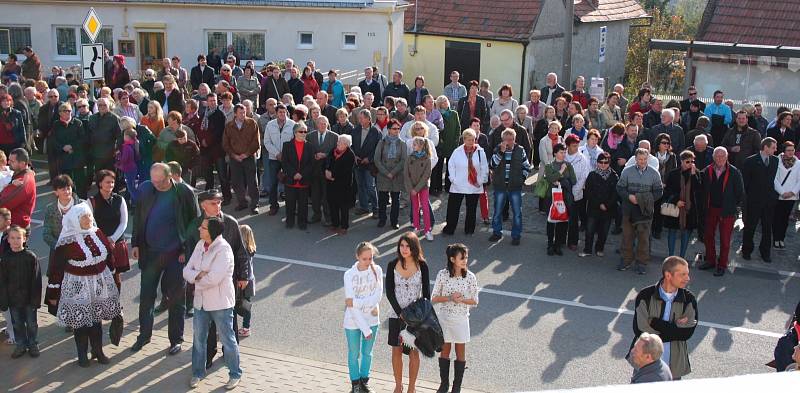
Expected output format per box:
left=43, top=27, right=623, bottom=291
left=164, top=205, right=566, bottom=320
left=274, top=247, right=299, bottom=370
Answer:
left=0, top=168, right=36, bottom=228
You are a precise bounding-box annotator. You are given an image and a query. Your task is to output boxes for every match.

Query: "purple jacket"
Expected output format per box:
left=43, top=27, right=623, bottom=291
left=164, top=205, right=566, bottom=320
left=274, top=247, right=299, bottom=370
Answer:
left=116, top=141, right=138, bottom=173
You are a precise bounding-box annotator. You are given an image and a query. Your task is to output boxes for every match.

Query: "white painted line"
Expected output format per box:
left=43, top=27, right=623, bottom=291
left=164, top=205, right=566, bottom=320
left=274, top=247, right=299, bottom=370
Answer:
left=253, top=253, right=785, bottom=339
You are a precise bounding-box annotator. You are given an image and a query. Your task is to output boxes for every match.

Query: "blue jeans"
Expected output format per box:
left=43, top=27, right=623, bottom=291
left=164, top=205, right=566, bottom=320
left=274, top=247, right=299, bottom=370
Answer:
left=492, top=190, right=522, bottom=239
left=345, top=325, right=378, bottom=382
left=192, top=307, right=242, bottom=379
left=355, top=166, right=377, bottom=212
left=124, top=170, right=139, bottom=203
left=667, top=228, right=692, bottom=258
left=9, top=306, right=37, bottom=349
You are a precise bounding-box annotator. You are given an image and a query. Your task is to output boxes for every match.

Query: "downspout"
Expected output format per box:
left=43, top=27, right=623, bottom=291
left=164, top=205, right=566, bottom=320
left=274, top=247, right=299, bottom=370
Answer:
left=520, top=41, right=528, bottom=102
left=387, top=16, right=394, bottom=74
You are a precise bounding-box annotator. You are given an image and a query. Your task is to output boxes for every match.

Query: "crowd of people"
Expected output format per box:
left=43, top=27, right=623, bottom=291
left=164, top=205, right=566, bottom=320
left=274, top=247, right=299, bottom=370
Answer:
left=0, top=45, right=800, bottom=391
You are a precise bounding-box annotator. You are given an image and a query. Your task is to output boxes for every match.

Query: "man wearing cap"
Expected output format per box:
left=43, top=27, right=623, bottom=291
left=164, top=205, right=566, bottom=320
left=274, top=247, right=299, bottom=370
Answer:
left=184, top=189, right=251, bottom=367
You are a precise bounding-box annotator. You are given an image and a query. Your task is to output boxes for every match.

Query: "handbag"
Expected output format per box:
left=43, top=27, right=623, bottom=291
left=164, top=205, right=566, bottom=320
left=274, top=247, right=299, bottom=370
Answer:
left=109, top=314, right=124, bottom=346
left=534, top=177, right=550, bottom=199
left=112, top=239, right=131, bottom=273
left=660, top=202, right=680, bottom=217
left=548, top=185, right=569, bottom=223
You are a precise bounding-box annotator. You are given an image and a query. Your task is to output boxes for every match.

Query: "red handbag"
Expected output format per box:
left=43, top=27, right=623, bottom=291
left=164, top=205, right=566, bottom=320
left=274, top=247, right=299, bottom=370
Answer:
left=112, top=239, right=131, bottom=273
left=548, top=186, right=569, bottom=223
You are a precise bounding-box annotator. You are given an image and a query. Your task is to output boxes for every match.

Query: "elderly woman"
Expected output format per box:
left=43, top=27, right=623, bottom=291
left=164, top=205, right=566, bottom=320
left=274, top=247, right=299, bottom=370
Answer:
left=183, top=217, right=241, bottom=390
left=52, top=102, right=89, bottom=193
left=112, top=89, right=142, bottom=123
left=281, top=121, right=316, bottom=230
left=538, top=121, right=564, bottom=213
left=515, top=105, right=534, bottom=147
left=45, top=202, right=121, bottom=367
left=525, top=90, right=547, bottom=122
left=564, top=114, right=589, bottom=146
left=374, top=119, right=408, bottom=229
left=489, top=84, right=519, bottom=119
left=443, top=129, right=489, bottom=235
left=237, top=66, right=260, bottom=108
left=326, top=134, right=356, bottom=234
left=653, top=133, right=677, bottom=239
left=663, top=150, right=702, bottom=258
left=332, top=108, right=354, bottom=136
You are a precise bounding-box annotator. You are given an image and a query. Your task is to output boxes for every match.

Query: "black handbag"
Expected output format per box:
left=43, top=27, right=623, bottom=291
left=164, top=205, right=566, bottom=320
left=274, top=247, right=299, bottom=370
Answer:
left=109, top=314, right=124, bottom=346
left=234, top=285, right=252, bottom=317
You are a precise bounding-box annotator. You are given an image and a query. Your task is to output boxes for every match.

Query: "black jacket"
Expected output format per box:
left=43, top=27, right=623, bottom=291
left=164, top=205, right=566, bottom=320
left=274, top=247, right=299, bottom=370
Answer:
left=383, top=82, right=410, bottom=100
left=358, top=79, right=383, bottom=107
left=190, top=65, right=215, bottom=91
left=679, top=98, right=705, bottom=114
left=643, top=110, right=661, bottom=130
left=540, top=84, right=565, bottom=106
left=131, top=180, right=200, bottom=262
left=741, top=152, right=779, bottom=203
left=456, top=95, right=489, bottom=132
left=489, top=124, right=532, bottom=163
left=385, top=258, right=430, bottom=318
left=766, top=126, right=798, bottom=152
left=585, top=170, right=619, bottom=216
left=491, top=144, right=529, bottom=192
left=700, top=163, right=744, bottom=217
left=407, top=87, right=430, bottom=110
left=281, top=140, right=316, bottom=187
left=184, top=212, right=250, bottom=281
left=0, top=249, right=41, bottom=310
left=288, top=78, right=304, bottom=105
left=663, top=168, right=703, bottom=230
left=350, top=125, right=381, bottom=165
left=325, top=148, right=356, bottom=208
left=152, top=89, right=186, bottom=115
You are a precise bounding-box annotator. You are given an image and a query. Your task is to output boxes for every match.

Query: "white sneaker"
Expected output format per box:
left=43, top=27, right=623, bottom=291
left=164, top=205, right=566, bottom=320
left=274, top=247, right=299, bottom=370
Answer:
left=425, top=231, right=434, bottom=242
left=189, top=377, right=200, bottom=389
left=225, top=378, right=240, bottom=390
left=577, top=252, right=591, bottom=257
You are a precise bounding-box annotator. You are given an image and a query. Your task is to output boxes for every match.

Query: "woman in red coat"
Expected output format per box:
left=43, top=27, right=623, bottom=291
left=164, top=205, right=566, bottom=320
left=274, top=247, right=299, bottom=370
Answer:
left=301, top=66, right=320, bottom=99
left=45, top=202, right=121, bottom=367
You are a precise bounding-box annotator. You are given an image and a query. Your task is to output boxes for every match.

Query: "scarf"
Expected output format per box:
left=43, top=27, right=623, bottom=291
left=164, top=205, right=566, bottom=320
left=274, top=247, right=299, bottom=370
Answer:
left=327, top=80, right=334, bottom=95
left=782, top=153, right=797, bottom=169
left=464, top=145, right=479, bottom=188
left=412, top=150, right=426, bottom=159
left=376, top=117, right=389, bottom=131
left=385, top=135, right=399, bottom=159
left=57, top=197, right=75, bottom=214
left=333, top=146, right=347, bottom=160
left=548, top=133, right=559, bottom=147
left=572, top=127, right=587, bottom=140
left=595, top=166, right=612, bottom=180
left=679, top=169, right=693, bottom=229
left=529, top=102, right=539, bottom=118
left=657, top=151, right=669, bottom=164
left=606, top=131, right=623, bottom=150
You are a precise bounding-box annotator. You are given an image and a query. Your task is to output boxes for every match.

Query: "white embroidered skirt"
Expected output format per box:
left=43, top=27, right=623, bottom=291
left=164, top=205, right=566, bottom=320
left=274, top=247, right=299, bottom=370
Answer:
left=57, top=269, right=121, bottom=329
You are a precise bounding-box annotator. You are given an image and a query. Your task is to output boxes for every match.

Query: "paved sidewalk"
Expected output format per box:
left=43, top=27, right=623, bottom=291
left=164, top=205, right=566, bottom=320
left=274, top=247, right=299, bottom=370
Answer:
left=0, top=312, right=479, bottom=393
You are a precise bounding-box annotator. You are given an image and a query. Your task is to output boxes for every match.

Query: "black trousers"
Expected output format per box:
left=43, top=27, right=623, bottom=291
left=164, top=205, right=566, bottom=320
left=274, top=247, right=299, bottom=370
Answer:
left=310, top=175, right=330, bottom=221
left=229, top=155, right=259, bottom=208
left=443, top=193, right=479, bottom=235
left=73, top=322, right=102, bottom=359
left=378, top=191, right=400, bottom=225
left=547, top=222, right=568, bottom=247
left=567, top=199, right=587, bottom=247
left=773, top=199, right=796, bottom=242
left=285, top=186, right=309, bottom=227
left=329, top=202, right=351, bottom=229
left=742, top=201, right=774, bottom=258
left=430, top=155, right=451, bottom=193
left=584, top=214, right=613, bottom=253
left=203, top=155, right=231, bottom=200
left=652, top=198, right=665, bottom=235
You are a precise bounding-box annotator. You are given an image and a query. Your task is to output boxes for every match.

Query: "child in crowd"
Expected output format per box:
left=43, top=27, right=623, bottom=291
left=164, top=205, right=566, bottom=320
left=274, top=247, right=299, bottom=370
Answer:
left=343, top=241, right=383, bottom=393
left=116, top=128, right=139, bottom=203
left=237, top=224, right=256, bottom=337
left=0, top=208, right=13, bottom=344
left=405, top=136, right=433, bottom=241
left=0, top=226, right=42, bottom=358
left=0, top=151, right=20, bottom=193
left=165, top=128, right=200, bottom=185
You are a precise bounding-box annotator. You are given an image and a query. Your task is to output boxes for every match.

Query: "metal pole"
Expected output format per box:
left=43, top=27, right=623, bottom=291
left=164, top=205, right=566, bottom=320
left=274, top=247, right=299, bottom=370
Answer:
left=563, top=0, right=574, bottom=84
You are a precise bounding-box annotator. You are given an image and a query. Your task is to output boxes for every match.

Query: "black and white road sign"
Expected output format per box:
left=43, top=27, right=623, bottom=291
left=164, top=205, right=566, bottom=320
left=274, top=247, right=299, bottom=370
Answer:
left=81, top=43, right=105, bottom=81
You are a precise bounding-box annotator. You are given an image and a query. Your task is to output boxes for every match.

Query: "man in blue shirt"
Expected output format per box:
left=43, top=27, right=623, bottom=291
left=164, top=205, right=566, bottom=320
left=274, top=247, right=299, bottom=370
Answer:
left=704, top=90, right=733, bottom=144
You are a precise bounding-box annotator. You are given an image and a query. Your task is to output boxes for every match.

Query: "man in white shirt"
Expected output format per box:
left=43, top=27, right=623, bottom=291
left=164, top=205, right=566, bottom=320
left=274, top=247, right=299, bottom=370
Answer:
left=400, top=106, right=439, bottom=146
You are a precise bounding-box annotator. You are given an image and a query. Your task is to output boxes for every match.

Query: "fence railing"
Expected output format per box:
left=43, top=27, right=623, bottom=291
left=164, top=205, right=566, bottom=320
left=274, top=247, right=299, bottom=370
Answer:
left=655, top=94, right=796, bottom=117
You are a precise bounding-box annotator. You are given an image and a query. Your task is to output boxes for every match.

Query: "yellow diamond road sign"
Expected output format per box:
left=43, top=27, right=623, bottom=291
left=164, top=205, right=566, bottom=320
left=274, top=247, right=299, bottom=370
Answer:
left=82, top=8, right=103, bottom=44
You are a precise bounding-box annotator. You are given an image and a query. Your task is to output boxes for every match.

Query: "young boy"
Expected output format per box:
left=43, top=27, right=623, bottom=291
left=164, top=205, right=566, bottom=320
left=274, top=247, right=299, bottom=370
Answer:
left=165, top=128, right=200, bottom=185
left=0, top=225, right=41, bottom=358
left=0, top=208, right=13, bottom=344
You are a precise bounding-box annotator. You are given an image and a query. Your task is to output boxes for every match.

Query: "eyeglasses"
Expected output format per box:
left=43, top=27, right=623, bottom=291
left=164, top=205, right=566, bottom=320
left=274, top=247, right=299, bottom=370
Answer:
left=222, top=69, right=230, bottom=72
left=390, top=127, right=401, bottom=130
left=59, top=109, right=71, bottom=113
left=77, top=105, right=88, bottom=109
left=660, top=141, right=670, bottom=145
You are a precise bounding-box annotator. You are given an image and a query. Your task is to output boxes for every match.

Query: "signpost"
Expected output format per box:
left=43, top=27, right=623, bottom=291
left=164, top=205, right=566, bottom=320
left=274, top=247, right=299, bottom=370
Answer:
left=599, top=25, right=607, bottom=64
left=81, top=8, right=104, bottom=81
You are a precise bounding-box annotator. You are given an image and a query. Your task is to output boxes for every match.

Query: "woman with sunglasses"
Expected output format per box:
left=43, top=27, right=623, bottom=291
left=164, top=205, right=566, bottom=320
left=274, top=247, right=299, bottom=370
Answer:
left=663, top=150, right=702, bottom=258
left=579, top=152, right=618, bottom=257
left=653, top=133, right=677, bottom=239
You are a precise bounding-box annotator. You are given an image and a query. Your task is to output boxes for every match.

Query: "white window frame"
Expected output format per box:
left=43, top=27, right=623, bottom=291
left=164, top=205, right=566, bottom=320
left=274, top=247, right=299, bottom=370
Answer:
left=52, top=25, right=113, bottom=61
left=0, top=25, right=31, bottom=60
left=297, top=31, right=314, bottom=50
left=204, top=30, right=267, bottom=67
left=342, top=32, right=357, bottom=50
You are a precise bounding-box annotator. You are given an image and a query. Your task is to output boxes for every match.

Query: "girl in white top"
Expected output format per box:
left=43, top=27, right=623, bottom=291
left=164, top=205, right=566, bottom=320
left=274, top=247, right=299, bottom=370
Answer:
left=773, top=142, right=800, bottom=249
left=343, top=242, right=383, bottom=393
left=432, top=243, right=479, bottom=393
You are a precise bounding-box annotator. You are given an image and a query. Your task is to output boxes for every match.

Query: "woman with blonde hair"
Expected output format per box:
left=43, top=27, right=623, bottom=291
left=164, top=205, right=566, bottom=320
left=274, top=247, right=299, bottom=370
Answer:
left=236, top=224, right=256, bottom=337
left=141, top=100, right=165, bottom=137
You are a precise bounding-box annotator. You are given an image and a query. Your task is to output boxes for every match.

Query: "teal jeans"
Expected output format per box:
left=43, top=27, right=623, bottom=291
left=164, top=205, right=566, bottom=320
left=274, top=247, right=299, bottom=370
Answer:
left=345, top=325, right=379, bottom=382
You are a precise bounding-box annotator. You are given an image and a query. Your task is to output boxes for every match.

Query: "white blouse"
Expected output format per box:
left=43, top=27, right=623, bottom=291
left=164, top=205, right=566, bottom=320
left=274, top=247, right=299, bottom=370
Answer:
left=433, top=269, right=478, bottom=318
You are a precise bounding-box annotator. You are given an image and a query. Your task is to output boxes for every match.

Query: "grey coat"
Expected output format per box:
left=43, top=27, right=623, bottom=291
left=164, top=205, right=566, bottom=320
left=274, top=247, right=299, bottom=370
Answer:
left=374, top=137, right=407, bottom=192
left=631, top=359, right=672, bottom=384
left=236, top=76, right=261, bottom=105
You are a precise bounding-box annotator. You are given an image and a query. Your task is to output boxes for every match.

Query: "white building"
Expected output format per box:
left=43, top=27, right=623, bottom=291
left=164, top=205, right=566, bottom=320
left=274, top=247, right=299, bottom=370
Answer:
left=0, top=0, right=407, bottom=80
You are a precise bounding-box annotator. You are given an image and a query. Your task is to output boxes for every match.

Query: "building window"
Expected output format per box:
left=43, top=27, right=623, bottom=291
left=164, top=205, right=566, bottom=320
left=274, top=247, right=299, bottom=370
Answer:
left=0, top=26, right=32, bottom=56
left=206, top=31, right=266, bottom=62
left=54, top=26, right=113, bottom=58
left=342, top=33, right=357, bottom=50
left=298, top=32, right=313, bottom=49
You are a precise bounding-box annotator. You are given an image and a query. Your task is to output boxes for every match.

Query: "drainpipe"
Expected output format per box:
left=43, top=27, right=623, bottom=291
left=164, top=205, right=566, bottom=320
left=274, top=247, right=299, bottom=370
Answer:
left=520, top=41, right=528, bottom=102
left=387, top=16, right=394, bottom=74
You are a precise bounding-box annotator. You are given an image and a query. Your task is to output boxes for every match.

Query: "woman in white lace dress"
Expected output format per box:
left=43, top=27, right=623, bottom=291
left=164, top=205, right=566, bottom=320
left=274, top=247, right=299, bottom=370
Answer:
left=44, top=202, right=121, bottom=367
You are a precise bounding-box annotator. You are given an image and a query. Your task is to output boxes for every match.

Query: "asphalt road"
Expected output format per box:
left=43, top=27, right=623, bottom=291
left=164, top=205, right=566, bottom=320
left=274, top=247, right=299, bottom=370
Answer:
left=23, top=165, right=799, bottom=392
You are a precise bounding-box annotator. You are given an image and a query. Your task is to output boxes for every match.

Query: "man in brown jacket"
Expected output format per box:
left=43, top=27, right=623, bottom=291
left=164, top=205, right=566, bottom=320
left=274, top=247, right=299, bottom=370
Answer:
left=721, top=110, right=761, bottom=168
left=20, top=47, right=42, bottom=81
left=223, top=104, right=261, bottom=214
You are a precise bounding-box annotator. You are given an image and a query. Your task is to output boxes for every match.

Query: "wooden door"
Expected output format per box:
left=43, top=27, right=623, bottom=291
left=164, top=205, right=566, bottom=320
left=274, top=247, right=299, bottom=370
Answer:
left=138, top=32, right=165, bottom=72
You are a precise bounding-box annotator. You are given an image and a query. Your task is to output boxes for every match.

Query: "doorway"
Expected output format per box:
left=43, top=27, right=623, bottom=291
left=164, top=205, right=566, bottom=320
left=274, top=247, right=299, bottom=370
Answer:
left=444, top=40, right=481, bottom=87
left=138, top=31, right=165, bottom=72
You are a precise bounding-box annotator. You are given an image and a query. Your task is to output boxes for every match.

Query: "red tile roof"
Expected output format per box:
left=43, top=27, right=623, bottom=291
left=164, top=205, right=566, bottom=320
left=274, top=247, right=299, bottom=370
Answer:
left=697, top=0, right=800, bottom=47
left=403, top=0, right=646, bottom=42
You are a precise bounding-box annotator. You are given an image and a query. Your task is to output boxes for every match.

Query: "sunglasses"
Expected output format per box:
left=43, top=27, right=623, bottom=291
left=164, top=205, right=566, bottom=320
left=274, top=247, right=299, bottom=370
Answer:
left=77, top=105, right=88, bottom=109
left=297, top=130, right=308, bottom=134
left=660, top=141, right=670, bottom=145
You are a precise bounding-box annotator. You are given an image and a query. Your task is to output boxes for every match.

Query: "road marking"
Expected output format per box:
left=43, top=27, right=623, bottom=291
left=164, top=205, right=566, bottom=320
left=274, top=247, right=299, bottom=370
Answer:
left=253, top=253, right=785, bottom=339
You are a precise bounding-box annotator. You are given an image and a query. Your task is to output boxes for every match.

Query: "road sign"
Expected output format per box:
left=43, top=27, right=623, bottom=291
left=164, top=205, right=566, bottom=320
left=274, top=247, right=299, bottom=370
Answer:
left=81, top=43, right=105, bottom=81
left=599, top=26, right=607, bottom=63
left=590, top=77, right=605, bottom=101
left=82, top=7, right=103, bottom=44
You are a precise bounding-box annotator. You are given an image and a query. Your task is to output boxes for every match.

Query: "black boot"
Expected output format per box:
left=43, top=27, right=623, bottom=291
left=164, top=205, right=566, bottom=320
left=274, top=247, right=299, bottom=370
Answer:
left=89, top=324, right=110, bottom=364
left=436, top=357, right=451, bottom=393
left=349, top=380, right=360, bottom=393
left=360, top=377, right=374, bottom=393
left=74, top=330, right=90, bottom=368
left=451, top=360, right=466, bottom=393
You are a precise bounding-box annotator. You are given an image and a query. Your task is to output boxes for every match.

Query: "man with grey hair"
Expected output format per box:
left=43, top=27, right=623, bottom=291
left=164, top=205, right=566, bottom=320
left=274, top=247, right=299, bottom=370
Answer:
left=629, top=333, right=672, bottom=383
left=358, top=67, right=382, bottom=107
left=614, top=83, right=628, bottom=114
left=624, top=140, right=658, bottom=171
left=617, top=148, right=663, bottom=274
left=307, top=115, right=339, bottom=225
left=540, top=72, right=565, bottom=106
left=644, top=108, right=685, bottom=152
left=699, top=147, right=744, bottom=276
left=491, top=109, right=532, bottom=162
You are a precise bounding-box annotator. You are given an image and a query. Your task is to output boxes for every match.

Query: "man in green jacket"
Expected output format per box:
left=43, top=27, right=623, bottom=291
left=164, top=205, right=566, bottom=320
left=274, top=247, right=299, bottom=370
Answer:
left=87, top=98, right=121, bottom=178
